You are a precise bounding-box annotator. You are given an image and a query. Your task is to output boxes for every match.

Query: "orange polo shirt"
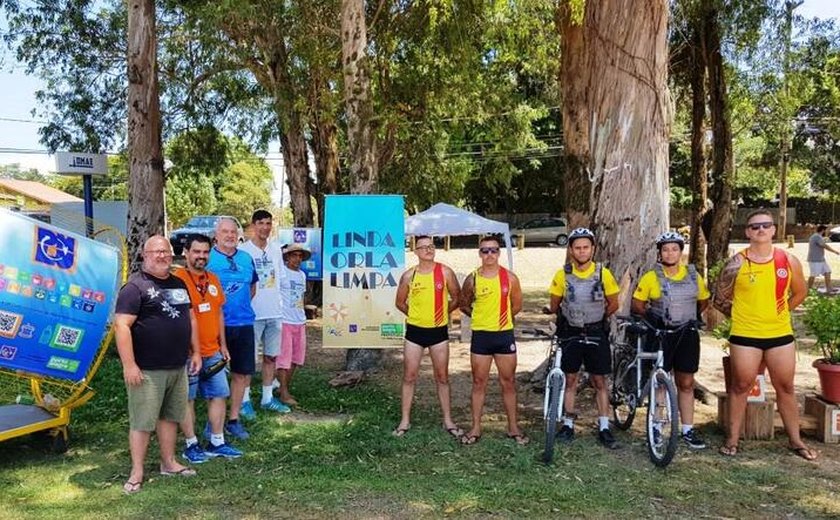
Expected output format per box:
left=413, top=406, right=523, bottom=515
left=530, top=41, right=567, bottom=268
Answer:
left=173, top=267, right=226, bottom=357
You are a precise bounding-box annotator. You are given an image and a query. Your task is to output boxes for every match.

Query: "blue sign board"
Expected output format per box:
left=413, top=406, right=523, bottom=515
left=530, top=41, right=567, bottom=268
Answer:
left=0, top=209, right=120, bottom=381
left=277, top=228, right=322, bottom=280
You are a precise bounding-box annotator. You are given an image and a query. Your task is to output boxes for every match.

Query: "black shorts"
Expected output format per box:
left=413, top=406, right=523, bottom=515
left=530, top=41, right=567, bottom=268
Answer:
left=559, top=331, right=611, bottom=375
left=470, top=330, right=517, bottom=356
left=729, top=335, right=794, bottom=351
left=405, top=324, right=448, bottom=347
left=226, top=325, right=256, bottom=375
left=645, top=327, right=701, bottom=373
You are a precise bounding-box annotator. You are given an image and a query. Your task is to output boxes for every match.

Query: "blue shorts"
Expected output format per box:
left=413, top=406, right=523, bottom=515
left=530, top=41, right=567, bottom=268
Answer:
left=188, top=352, right=231, bottom=400
left=226, top=325, right=256, bottom=375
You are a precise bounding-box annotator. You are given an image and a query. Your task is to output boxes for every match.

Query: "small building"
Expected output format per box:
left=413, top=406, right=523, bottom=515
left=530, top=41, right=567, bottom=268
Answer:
left=0, top=179, right=82, bottom=212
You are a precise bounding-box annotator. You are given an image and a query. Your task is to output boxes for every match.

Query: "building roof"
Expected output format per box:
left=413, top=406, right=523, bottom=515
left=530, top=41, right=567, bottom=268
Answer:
left=0, top=179, right=83, bottom=204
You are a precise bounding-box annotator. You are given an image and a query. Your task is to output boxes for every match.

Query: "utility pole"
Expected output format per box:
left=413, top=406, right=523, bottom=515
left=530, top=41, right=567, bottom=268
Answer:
left=777, top=0, right=802, bottom=241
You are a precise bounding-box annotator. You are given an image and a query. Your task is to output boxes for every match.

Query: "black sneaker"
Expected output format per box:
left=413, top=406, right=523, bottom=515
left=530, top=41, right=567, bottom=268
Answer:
left=598, top=428, right=620, bottom=450
left=556, top=424, right=575, bottom=443
left=682, top=429, right=706, bottom=450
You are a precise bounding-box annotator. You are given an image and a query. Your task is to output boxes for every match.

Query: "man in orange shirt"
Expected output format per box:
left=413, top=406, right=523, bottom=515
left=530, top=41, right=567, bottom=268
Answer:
left=174, top=235, right=242, bottom=461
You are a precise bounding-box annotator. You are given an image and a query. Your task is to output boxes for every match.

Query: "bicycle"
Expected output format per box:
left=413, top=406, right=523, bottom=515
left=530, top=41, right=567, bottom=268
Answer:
left=610, top=316, right=700, bottom=467
left=533, top=324, right=601, bottom=464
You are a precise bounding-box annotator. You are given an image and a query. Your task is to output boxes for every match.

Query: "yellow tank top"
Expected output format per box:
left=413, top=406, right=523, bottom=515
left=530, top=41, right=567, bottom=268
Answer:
left=731, top=249, right=793, bottom=338
left=471, top=268, right=513, bottom=332
left=407, top=264, right=448, bottom=328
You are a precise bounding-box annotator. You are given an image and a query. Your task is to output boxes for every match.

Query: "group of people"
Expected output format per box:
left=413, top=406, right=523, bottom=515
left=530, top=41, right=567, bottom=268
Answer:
left=114, top=207, right=823, bottom=494
left=114, top=210, right=310, bottom=494
left=395, top=209, right=818, bottom=461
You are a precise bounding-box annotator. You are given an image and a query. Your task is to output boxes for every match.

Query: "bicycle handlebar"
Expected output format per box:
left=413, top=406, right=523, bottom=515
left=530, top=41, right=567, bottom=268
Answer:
left=615, top=315, right=703, bottom=336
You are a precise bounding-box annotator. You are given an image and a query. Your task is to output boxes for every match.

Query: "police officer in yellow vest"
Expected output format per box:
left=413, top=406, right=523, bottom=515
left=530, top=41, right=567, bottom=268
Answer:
left=393, top=236, right=463, bottom=439
left=631, top=231, right=710, bottom=450
left=546, top=228, right=620, bottom=449
left=459, top=236, right=527, bottom=446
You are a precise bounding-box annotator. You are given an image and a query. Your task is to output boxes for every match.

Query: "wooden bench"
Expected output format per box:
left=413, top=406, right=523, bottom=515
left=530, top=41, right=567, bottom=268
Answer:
left=716, top=391, right=819, bottom=441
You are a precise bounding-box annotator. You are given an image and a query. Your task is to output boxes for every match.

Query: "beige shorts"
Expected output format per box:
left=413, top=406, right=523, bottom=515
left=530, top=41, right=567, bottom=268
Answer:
left=126, top=367, right=188, bottom=431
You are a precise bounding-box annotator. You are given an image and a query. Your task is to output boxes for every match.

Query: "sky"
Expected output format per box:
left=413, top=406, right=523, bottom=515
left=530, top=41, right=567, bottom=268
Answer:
left=1, top=0, right=839, bottom=206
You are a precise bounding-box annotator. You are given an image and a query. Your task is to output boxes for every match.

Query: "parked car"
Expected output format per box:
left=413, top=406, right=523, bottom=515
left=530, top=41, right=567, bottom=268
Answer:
left=510, top=217, right=569, bottom=246
left=169, top=215, right=244, bottom=255
left=830, top=226, right=840, bottom=242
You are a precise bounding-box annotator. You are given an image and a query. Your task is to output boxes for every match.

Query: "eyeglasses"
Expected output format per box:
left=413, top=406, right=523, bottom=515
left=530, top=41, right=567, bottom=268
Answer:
left=145, top=249, right=172, bottom=257
left=748, top=222, right=775, bottom=230
left=479, top=247, right=500, bottom=254
left=415, top=245, right=435, bottom=251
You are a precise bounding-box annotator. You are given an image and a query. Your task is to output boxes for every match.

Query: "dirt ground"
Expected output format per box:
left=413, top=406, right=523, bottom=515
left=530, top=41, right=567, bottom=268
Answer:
left=308, top=244, right=834, bottom=445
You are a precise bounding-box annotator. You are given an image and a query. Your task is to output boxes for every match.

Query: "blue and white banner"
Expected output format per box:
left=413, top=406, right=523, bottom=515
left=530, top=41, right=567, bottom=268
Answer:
left=277, top=228, right=322, bottom=280
left=322, top=195, right=405, bottom=348
left=0, top=209, right=120, bottom=380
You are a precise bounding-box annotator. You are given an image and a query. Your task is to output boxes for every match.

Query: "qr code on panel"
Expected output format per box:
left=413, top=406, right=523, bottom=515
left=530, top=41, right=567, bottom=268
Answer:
left=51, top=324, right=85, bottom=351
left=0, top=310, right=23, bottom=338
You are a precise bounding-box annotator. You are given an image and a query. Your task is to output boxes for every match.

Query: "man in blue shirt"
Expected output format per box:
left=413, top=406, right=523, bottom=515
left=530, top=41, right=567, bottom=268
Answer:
left=208, top=217, right=258, bottom=440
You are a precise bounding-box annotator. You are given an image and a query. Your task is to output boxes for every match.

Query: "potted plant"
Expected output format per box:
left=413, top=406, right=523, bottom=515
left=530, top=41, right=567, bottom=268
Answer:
left=802, top=294, right=840, bottom=404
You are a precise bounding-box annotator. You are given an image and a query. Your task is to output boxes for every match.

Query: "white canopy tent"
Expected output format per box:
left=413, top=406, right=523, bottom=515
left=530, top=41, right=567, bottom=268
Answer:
left=404, top=202, right=514, bottom=269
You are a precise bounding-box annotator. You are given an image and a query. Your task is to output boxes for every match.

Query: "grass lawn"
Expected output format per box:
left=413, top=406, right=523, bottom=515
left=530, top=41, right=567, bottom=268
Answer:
left=2, top=344, right=839, bottom=520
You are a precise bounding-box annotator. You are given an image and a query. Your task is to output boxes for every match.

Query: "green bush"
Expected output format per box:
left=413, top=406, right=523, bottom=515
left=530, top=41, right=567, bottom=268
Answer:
left=802, top=295, right=840, bottom=364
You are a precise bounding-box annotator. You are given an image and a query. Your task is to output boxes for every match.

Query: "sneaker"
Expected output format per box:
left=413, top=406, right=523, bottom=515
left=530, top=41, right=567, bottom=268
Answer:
left=260, top=398, right=291, bottom=414
left=239, top=401, right=257, bottom=421
left=556, top=424, right=575, bottom=443
left=598, top=428, right=620, bottom=450
left=181, top=443, right=209, bottom=464
left=205, top=442, right=243, bottom=459
left=682, top=429, right=707, bottom=450
left=224, top=421, right=250, bottom=440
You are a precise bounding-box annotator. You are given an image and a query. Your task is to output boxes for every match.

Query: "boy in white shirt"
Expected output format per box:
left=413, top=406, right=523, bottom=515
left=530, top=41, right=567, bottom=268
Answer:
left=276, top=244, right=310, bottom=406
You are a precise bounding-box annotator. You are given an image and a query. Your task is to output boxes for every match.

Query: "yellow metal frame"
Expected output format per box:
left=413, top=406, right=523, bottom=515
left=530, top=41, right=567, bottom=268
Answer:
left=0, top=218, right=127, bottom=444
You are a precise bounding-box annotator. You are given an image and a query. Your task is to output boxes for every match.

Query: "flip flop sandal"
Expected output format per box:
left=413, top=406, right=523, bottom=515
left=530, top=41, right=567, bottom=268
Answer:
left=460, top=434, right=481, bottom=445
left=443, top=426, right=465, bottom=439
left=788, top=446, right=818, bottom=461
left=160, top=467, right=197, bottom=477
left=122, top=480, right=142, bottom=495
left=392, top=426, right=410, bottom=437
left=718, top=444, right=738, bottom=457
left=507, top=433, right=530, bottom=446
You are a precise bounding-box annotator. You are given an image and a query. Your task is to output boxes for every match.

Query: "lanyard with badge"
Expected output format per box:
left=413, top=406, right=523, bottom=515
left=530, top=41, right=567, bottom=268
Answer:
left=188, top=271, right=213, bottom=313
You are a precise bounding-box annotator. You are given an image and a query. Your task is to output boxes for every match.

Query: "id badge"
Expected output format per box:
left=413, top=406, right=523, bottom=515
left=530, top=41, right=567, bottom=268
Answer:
left=198, top=302, right=211, bottom=313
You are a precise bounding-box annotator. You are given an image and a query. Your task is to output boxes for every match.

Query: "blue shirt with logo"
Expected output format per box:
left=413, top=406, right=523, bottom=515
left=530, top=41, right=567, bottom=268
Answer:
left=208, top=247, right=258, bottom=326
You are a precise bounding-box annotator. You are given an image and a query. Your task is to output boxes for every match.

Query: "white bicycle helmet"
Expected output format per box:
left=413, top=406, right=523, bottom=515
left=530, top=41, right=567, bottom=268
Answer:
left=568, top=227, right=595, bottom=245
left=655, top=230, right=685, bottom=249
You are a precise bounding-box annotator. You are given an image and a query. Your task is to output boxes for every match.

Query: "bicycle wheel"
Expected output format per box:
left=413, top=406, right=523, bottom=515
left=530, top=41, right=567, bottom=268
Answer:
left=611, top=356, right=637, bottom=430
left=646, top=371, right=679, bottom=467
left=543, top=371, right=564, bottom=464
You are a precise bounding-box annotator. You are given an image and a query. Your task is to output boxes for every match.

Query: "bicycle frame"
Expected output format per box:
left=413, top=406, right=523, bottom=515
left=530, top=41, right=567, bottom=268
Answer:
left=543, top=334, right=602, bottom=420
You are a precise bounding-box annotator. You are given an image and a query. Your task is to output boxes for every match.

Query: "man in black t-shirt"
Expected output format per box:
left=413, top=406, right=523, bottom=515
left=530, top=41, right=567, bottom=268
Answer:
left=114, top=235, right=201, bottom=494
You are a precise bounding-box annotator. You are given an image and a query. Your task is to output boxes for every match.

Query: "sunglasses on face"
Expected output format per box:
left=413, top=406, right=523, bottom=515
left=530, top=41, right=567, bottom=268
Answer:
left=748, top=221, right=775, bottom=230
left=479, top=247, right=500, bottom=254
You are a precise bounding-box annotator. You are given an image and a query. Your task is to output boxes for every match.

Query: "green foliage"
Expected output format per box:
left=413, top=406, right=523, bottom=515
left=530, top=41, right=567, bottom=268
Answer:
left=803, top=294, right=840, bottom=364
left=0, top=163, right=48, bottom=182
left=216, top=160, right=273, bottom=224
left=165, top=174, right=217, bottom=229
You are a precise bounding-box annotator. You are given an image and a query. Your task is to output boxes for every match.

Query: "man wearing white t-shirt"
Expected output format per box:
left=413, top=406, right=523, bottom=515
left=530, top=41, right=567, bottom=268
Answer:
left=277, top=244, right=309, bottom=406
left=240, top=210, right=290, bottom=414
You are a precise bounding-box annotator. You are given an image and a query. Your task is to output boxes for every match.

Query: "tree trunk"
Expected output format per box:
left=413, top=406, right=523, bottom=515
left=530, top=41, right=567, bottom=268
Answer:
left=278, top=109, right=315, bottom=228
left=704, top=4, right=734, bottom=269
left=341, top=0, right=382, bottom=372
left=688, top=20, right=708, bottom=273
left=126, top=0, right=165, bottom=273
left=341, top=0, right=378, bottom=194
left=559, top=0, right=671, bottom=309
left=308, top=75, right=339, bottom=229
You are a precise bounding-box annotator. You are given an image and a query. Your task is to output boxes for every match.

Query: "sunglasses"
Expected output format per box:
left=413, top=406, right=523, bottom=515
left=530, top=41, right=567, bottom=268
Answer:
left=479, top=247, right=500, bottom=254
left=748, top=221, right=775, bottom=230
left=226, top=256, right=239, bottom=272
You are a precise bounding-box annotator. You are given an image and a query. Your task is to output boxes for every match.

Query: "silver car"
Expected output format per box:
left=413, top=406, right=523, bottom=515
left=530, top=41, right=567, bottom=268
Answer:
left=511, top=217, right=569, bottom=246
left=169, top=215, right=245, bottom=255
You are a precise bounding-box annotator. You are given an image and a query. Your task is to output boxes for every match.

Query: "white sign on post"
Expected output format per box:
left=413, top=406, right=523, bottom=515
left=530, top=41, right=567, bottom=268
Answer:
left=54, top=152, right=109, bottom=176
